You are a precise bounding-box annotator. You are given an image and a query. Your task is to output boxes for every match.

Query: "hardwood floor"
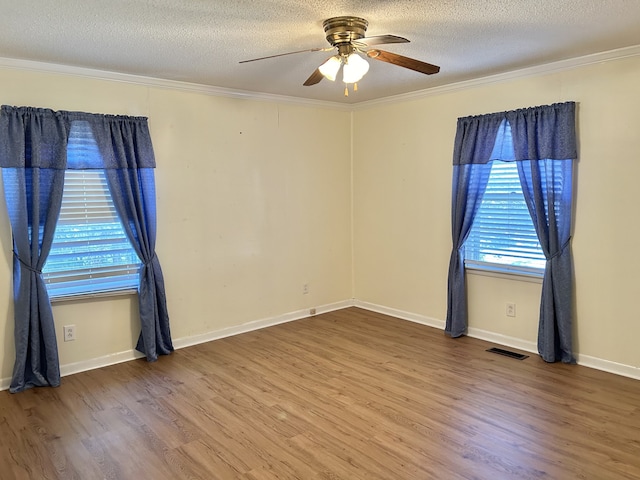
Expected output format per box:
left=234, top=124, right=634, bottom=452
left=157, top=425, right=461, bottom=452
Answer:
left=0, top=307, right=639, bottom=479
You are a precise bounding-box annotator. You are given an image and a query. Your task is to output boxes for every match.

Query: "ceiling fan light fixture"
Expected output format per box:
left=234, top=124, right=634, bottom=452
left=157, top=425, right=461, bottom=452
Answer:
left=318, top=55, right=342, bottom=81
left=342, top=52, right=369, bottom=84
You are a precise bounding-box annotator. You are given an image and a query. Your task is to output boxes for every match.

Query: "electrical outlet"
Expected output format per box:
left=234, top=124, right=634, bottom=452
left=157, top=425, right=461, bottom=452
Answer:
left=63, top=325, right=76, bottom=342
left=302, top=283, right=309, bottom=295
left=506, top=303, right=516, bottom=317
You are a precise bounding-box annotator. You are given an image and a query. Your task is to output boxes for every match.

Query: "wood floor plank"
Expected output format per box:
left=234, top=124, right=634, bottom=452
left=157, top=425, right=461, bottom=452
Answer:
left=0, top=307, right=639, bottom=479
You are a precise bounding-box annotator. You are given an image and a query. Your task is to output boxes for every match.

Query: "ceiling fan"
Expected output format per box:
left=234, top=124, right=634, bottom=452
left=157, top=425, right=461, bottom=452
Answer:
left=240, top=16, right=440, bottom=96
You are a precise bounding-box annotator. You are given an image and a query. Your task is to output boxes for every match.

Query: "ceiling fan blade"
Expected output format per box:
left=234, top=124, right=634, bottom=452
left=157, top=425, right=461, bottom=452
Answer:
left=354, top=35, right=409, bottom=47
left=239, top=47, right=329, bottom=63
left=367, top=49, right=440, bottom=75
left=303, top=68, right=325, bottom=86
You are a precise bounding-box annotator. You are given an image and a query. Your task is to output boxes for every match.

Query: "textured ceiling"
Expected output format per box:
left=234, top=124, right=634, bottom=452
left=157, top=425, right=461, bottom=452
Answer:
left=1, top=1, right=640, bottom=104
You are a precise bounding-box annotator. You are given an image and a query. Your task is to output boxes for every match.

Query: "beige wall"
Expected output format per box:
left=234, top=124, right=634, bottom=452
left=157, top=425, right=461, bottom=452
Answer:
left=1, top=52, right=639, bottom=383
left=354, top=55, right=640, bottom=371
left=0, top=69, right=353, bottom=381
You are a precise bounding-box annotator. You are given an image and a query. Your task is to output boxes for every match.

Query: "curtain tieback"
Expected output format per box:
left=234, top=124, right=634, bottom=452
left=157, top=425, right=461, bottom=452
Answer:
left=13, top=251, right=43, bottom=274
left=549, top=237, right=571, bottom=260
left=143, top=252, right=157, bottom=266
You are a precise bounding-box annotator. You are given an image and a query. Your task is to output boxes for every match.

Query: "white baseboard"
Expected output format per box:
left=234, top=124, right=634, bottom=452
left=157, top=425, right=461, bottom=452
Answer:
left=0, top=299, right=355, bottom=391
left=354, top=301, right=640, bottom=381
left=3, top=299, right=638, bottom=390
left=466, top=327, right=538, bottom=355
left=466, top=328, right=640, bottom=381
left=0, top=350, right=147, bottom=392
left=353, top=300, right=445, bottom=330
left=60, top=350, right=147, bottom=378
left=172, top=299, right=354, bottom=350
left=575, top=353, right=640, bottom=381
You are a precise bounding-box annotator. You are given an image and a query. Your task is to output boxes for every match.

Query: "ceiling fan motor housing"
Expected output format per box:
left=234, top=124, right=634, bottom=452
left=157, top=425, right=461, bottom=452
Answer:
left=323, top=16, right=368, bottom=52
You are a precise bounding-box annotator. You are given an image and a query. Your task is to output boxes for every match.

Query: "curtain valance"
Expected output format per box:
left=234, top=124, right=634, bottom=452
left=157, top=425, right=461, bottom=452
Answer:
left=452, top=102, right=577, bottom=165
left=0, top=105, right=156, bottom=169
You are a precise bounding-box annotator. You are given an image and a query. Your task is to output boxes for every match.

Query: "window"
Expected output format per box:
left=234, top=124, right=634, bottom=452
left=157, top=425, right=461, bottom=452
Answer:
left=42, top=121, right=140, bottom=299
left=463, top=123, right=545, bottom=276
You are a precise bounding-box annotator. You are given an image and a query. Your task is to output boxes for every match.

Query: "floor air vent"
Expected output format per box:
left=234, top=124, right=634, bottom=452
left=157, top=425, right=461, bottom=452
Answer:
left=486, top=347, right=529, bottom=360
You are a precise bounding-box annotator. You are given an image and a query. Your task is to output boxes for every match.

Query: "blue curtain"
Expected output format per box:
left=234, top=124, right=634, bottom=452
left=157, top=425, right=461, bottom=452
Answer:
left=64, top=112, right=174, bottom=361
left=106, top=168, right=173, bottom=360
left=0, top=106, right=68, bottom=392
left=446, top=162, right=492, bottom=337
left=1, top=107, right=173, bottom=394
left=511, top=105, right=576, bottom=363
left=99, top=118, right=174, bottom=361
left=446, top=113, right=503, bottom=336
left=447, top=102, right=576, bottom=362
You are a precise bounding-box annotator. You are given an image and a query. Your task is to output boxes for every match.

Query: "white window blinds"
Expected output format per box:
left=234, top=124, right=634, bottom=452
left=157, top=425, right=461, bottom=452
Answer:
left=464, top=160, right=546, bottom=274
left=42, top=121, right=140, bottom=298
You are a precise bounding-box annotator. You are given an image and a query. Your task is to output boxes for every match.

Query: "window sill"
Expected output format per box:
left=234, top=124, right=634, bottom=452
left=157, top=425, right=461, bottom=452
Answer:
left=50, top=288, right=138, bottom=303
left=465, top=264, right=544, bottom=284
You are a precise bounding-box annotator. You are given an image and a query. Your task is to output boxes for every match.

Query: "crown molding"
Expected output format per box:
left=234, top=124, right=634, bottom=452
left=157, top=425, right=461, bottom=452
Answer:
left=1, top=43, right=639, bottom=112
left=353, top=44, right=640, bottom=110
left=0, top=56, right=351, bottom=111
